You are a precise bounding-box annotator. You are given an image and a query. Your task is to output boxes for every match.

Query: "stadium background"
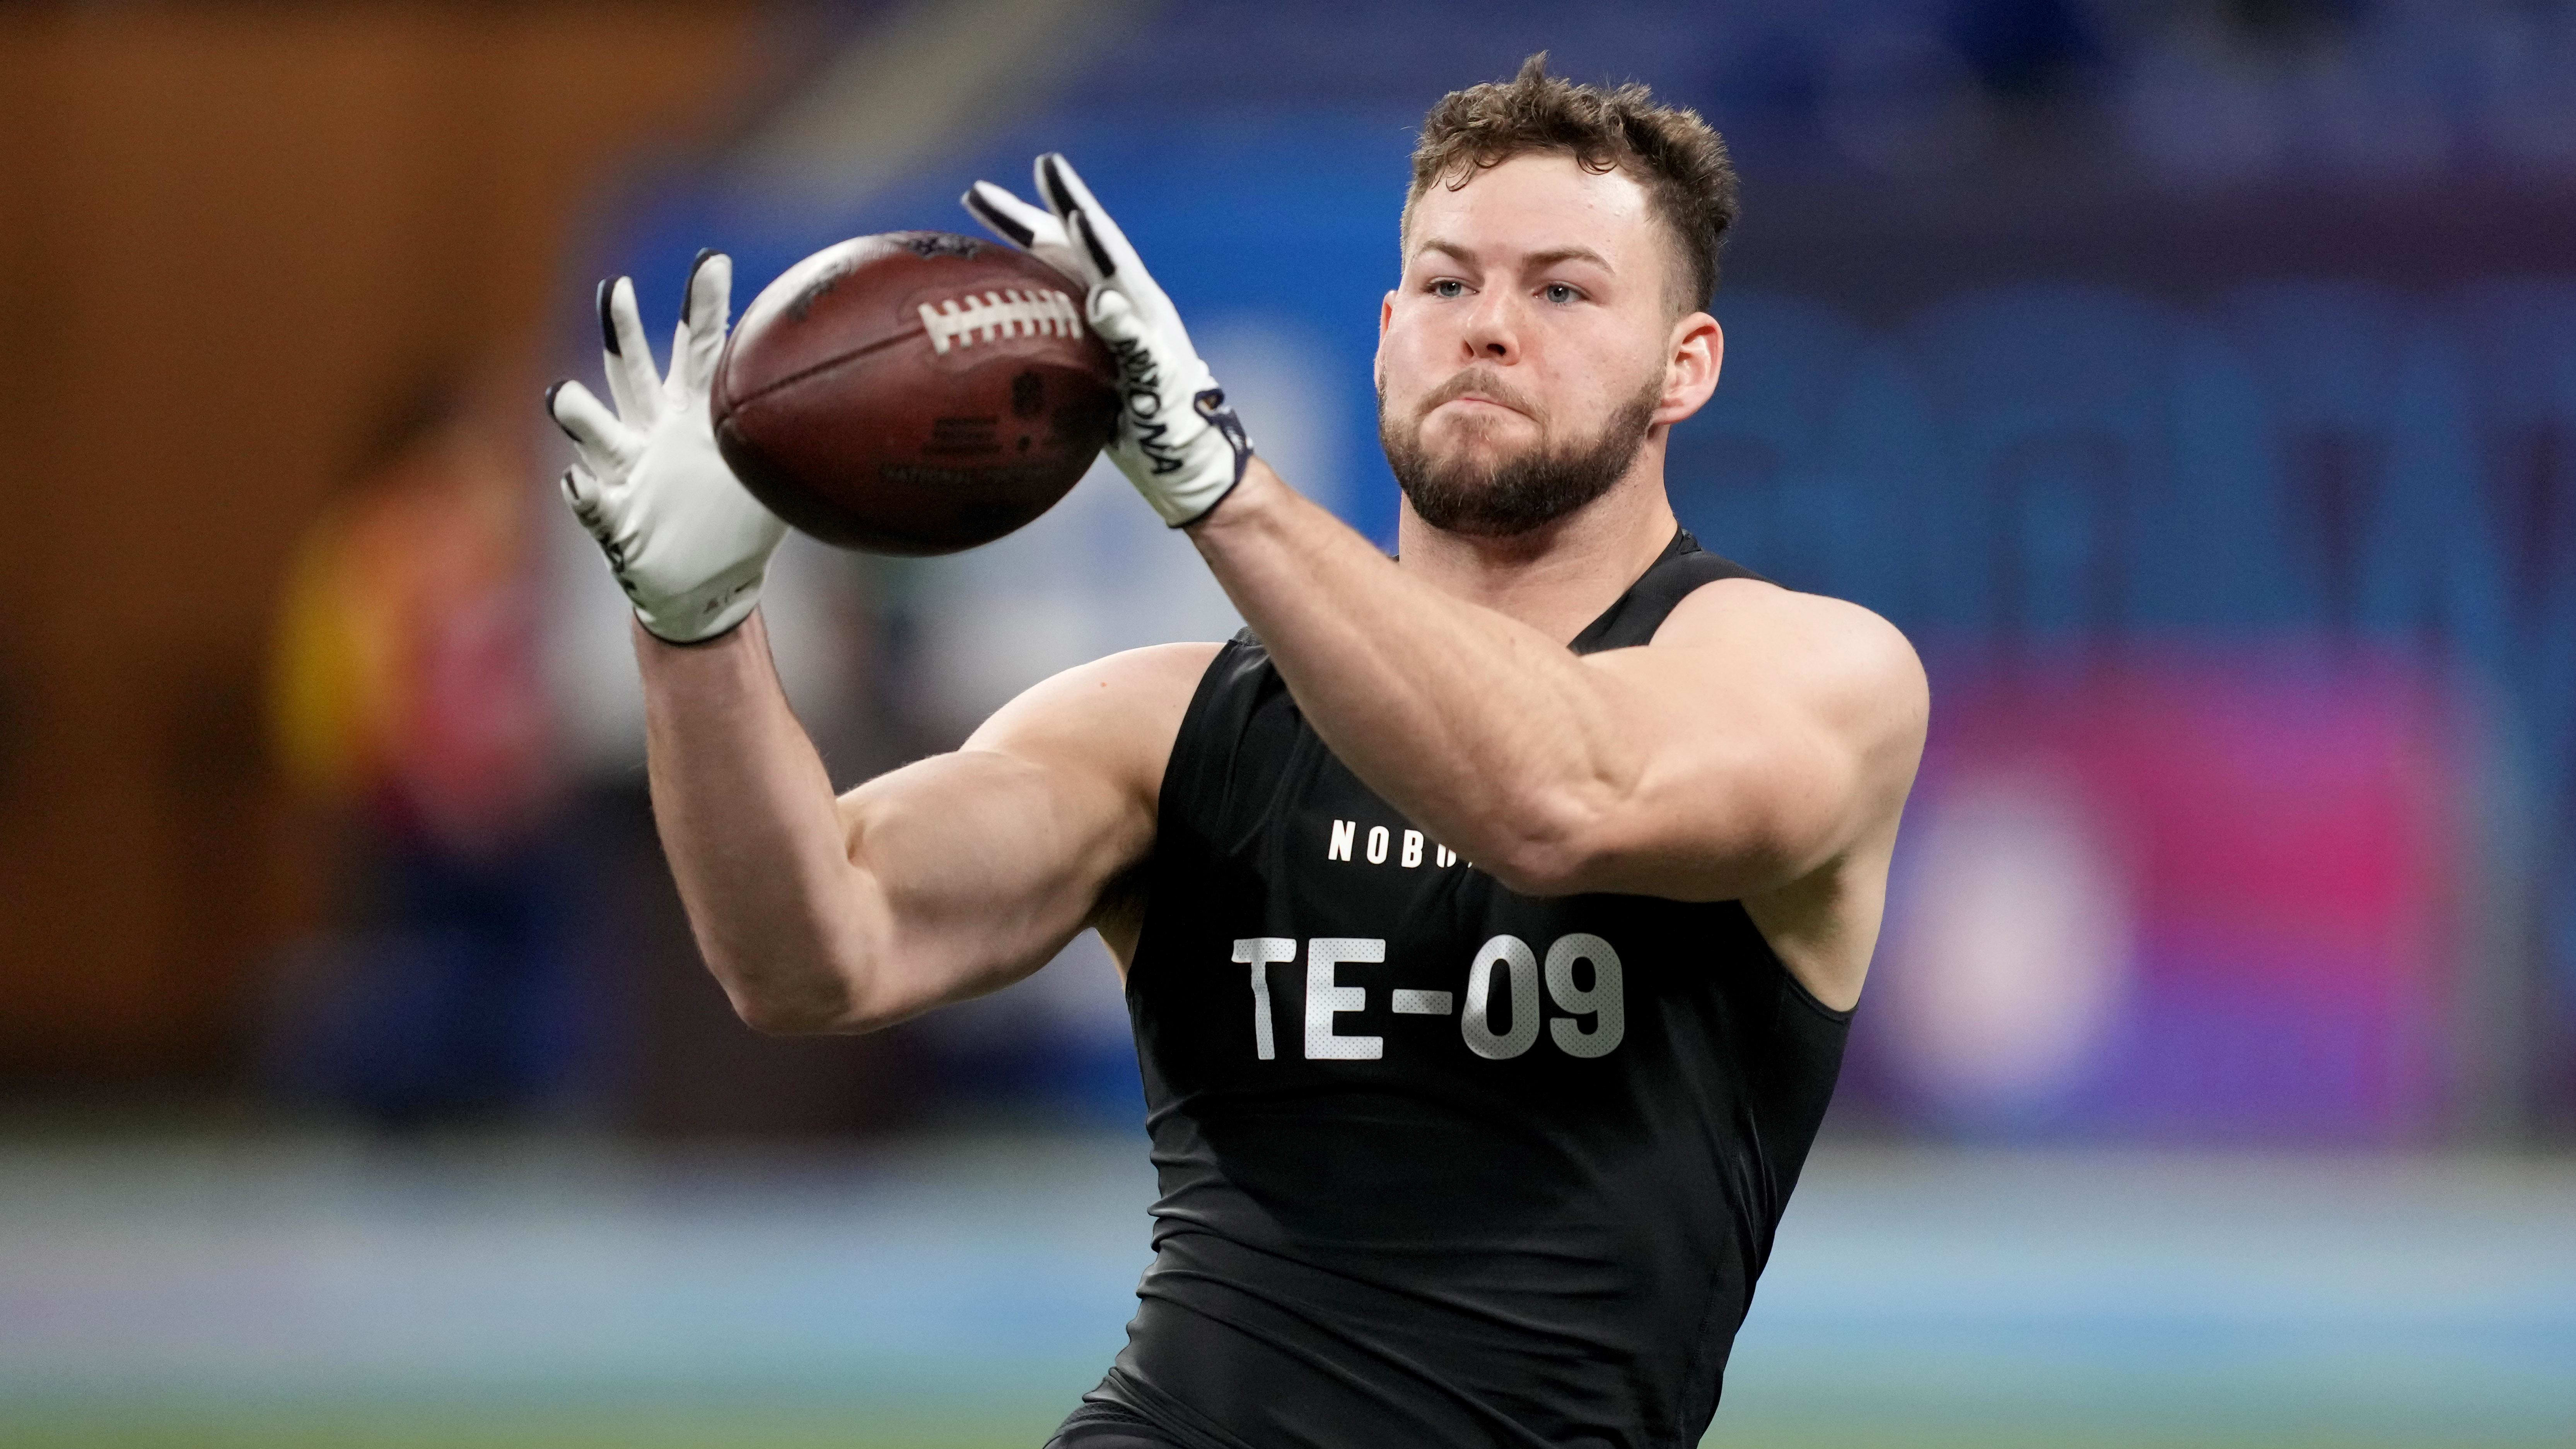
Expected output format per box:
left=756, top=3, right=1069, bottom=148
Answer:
left=3, top=2, right=2571, bottom=1445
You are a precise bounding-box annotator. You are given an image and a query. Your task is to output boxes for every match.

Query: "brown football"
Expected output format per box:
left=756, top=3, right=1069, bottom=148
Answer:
left=710, top=232, right=1118, bottom=554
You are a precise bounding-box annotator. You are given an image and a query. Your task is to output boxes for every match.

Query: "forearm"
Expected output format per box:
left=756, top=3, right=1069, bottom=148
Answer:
left=635, top=611, right=877, bottom=1030
left=1185, top=464, right=1646, bottom=889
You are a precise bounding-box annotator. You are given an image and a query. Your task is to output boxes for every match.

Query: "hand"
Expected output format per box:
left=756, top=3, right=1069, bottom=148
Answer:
left=546, top=251, right=787, bottom=644
left=963, top=154, right=1253, bottom=527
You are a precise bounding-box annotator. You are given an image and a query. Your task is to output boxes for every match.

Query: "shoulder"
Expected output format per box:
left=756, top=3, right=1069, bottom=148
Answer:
left=966, top=641, right=1224, bottom=752
left=1651, top=578, right=1927, bottom=725
left=962, top=641, right=1227, bottom=797
left=1621, top=579, right=1928, bottom=828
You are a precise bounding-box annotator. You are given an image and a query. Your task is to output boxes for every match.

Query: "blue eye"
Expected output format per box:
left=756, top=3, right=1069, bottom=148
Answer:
left=1543, top=283, right=1580, bottom=304
left=1431, top=279, right=1466, bottom=298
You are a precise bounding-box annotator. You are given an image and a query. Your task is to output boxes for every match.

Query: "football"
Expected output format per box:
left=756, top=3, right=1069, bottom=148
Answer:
left=710, top=231, right=1118, bottom=554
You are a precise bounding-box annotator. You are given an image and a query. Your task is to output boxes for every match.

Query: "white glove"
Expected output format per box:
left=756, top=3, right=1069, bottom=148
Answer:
left=547, top=251, right=787, bottom=644
left=963, top=154, right=1253, bottom=527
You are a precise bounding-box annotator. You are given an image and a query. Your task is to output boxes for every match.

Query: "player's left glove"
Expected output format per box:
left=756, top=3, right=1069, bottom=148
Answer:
left=963, top=154, right=1253, bottom=528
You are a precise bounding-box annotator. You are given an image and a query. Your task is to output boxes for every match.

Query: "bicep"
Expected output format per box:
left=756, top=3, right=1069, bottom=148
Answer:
left=828, top=642, right=1214, bottom=1024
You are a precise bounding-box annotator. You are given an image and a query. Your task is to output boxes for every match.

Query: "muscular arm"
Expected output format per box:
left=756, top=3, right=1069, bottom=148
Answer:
left=1186, top=462, right=1927, bottom=910
left=637, top=610, right=1211, bottom=1034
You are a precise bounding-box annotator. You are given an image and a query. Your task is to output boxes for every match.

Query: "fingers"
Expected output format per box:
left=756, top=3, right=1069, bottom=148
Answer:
left=962, top=181, right=1045, bottom=248
left=1087, top=285, right=1147, bottom=343
left=558, top=465, right=613, bottom=540
left=669, top=249, right=732, bottom=399
left=961, top=181, right=1087, bottom=285
left=594, top=281, right=634, bottom=418
left=598, top=276, right=663, bottom=427
left=1035, top=154, right=1141, bottom=282
left=1070, top=209, right=1117, bottom=285
left=545, top=377, right=639, bottom=479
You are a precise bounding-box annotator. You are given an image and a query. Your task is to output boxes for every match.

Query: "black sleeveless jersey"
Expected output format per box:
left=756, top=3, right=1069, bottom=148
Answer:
left=1072, top=531, right=1853, bottom=1449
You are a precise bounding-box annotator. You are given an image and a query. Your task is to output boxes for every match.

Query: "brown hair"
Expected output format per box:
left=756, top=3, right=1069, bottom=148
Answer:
left=1404, top=53, right=1739, bottom=314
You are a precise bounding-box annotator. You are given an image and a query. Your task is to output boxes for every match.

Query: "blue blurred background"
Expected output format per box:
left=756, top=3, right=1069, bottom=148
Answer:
left=3, top=2, right=2571, bottom=1445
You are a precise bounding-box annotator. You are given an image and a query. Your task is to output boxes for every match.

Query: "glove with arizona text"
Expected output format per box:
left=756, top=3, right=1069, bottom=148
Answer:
left=963, top=154, right=1253, bottom=527
left=547, top=251, right=787, bottom=644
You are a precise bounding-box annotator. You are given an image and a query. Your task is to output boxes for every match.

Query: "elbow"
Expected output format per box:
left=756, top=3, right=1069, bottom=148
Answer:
left=719, top=960, right=872, bottom=1037
left=731, top=995, right=844, bottom=1036
left=1478, top=786, right=1618, bottom=898
left=1483, top=852, right=1590, bottom=900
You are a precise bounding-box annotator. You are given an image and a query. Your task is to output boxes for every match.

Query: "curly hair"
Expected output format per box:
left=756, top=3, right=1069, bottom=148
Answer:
left=1404, top=53, right=1739, bottom=314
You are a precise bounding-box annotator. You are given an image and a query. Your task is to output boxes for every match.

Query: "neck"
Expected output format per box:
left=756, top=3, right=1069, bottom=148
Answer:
left=1393, top=435, right=1680, bottom=643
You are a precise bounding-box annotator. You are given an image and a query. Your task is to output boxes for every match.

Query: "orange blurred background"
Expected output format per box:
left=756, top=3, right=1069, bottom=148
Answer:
left=0, top=5, right=770, bottom=1083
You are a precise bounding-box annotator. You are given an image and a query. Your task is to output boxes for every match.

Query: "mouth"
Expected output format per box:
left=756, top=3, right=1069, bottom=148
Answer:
left=1429, top=392, right=1531, bottom=423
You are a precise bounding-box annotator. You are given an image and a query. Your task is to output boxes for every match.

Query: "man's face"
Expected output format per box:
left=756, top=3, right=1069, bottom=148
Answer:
left=1376, top=151, right=1713, bottom=538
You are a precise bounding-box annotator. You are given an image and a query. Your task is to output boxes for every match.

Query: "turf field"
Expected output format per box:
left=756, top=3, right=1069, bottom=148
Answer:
left=3, top=1130, right=2568, bottom=1448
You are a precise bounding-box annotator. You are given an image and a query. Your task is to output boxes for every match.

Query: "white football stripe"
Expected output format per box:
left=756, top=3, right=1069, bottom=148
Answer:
left=920, top=288, right=1084, bottom=354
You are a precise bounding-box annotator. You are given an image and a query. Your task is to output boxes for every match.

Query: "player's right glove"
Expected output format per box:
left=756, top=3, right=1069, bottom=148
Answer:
left=962, top=154, right=1253, bottom=528
left=547, top=251, right=787, bottom=644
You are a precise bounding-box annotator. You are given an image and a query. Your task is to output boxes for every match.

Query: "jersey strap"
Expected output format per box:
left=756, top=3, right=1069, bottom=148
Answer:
left=1567, top=528, right=1769, bottom=656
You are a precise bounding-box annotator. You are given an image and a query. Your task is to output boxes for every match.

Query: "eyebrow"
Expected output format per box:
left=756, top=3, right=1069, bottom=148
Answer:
left=1413, top=238, right=1616, bottom=273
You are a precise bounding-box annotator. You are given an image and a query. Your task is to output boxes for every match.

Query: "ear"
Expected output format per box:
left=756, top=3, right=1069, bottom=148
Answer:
left=1374, top=291, right=1396, bottom=392
left=1655, top=312, right=1722, bottom=426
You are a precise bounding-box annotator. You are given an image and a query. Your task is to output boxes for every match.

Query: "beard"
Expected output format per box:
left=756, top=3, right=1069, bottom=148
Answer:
left=1380, top=368, right=1660, bottom=538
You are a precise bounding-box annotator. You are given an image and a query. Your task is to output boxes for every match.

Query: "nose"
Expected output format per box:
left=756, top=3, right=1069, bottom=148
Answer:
left=1460, top=289, right=1520, bottom=366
